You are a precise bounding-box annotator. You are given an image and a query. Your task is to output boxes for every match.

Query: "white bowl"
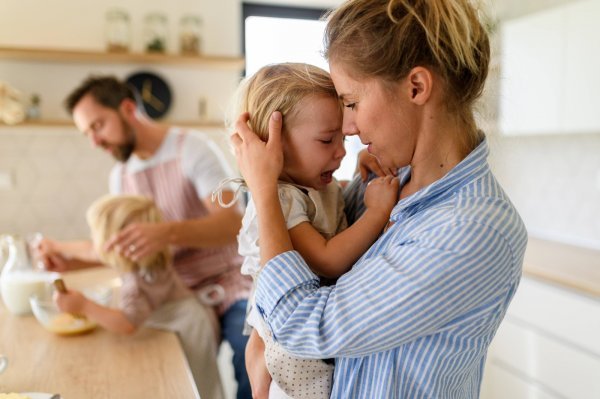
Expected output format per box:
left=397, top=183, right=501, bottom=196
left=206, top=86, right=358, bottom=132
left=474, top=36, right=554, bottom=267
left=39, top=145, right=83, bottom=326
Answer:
left=29, top=284, right=112, bottom=335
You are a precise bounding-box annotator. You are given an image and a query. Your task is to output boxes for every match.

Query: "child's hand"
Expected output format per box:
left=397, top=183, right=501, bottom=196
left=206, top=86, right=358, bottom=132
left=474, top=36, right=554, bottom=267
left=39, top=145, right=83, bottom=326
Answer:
left=356, top=149, right=397, bottom=181
left=53, top=289, right=88, bottom=314
left=364, top=175, right=399, bottom=217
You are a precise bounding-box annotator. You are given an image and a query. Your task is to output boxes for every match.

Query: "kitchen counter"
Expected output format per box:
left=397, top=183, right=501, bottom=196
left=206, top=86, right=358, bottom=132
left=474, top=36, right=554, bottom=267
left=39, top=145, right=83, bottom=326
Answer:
left=0, top=267, right=201, bottom=399
left=523, top=237, right=600, bottom=297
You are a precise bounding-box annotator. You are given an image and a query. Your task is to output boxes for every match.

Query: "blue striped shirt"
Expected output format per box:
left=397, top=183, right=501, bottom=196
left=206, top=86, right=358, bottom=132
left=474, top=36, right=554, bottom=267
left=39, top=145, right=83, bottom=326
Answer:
left=255, top=138, right=528, bottom=398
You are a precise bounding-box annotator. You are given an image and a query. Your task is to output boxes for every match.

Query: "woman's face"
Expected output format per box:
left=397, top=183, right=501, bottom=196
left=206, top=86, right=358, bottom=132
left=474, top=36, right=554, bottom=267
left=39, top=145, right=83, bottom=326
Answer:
left=329, top=61, right=417, bottom=172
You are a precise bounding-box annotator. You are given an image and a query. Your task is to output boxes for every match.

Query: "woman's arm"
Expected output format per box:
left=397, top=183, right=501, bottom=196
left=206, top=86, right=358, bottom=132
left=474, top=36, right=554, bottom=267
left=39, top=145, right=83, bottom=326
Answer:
left=54, top=289, right=136, bottom=334
left=290, top=176, right=399, bottom=278
left=255, top=221, right=519, bottom=359
left=231, top=111, right=292, bottom=264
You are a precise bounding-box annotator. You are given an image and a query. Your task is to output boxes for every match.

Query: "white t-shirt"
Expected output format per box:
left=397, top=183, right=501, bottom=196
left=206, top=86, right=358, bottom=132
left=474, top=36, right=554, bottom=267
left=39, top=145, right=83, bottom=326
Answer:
left=239, top=180, right=347, bottom=334
left=109, top=127, right=235, bottom=199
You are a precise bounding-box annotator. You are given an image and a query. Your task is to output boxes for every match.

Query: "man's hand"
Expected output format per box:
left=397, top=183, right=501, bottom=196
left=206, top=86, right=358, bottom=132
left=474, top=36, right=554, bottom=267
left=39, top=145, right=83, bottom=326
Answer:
left=104, top=222, right=171, bottom=261
left=34, top=238, right=70, bottom=272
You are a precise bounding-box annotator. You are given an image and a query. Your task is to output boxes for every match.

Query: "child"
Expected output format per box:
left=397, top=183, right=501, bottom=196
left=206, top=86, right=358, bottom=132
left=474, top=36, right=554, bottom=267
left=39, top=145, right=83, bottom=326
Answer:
left=53, top=194, right=224, bottom=399
left=224, top=63, right=399, bottom=398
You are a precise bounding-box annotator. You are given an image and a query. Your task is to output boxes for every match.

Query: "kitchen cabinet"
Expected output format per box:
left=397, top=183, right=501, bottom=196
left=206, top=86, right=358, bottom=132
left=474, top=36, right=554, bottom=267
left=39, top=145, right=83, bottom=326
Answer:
left=481, top=277, right=600, bottom=399
left=499, top=0, right=600, bottom=136
left=0, top=45, right=245, bottom=128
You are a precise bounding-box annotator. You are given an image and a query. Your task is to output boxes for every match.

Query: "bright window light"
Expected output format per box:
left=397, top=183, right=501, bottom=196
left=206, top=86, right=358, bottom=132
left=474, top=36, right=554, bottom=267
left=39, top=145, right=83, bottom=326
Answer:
left=245, top=17, right=329, bottom=76
left=244, top=11, right=365, bottom=181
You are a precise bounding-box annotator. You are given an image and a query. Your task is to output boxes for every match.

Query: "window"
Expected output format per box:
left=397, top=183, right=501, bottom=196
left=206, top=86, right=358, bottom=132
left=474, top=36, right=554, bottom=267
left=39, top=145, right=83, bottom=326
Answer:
left=242, top=3, right=364, bottom=181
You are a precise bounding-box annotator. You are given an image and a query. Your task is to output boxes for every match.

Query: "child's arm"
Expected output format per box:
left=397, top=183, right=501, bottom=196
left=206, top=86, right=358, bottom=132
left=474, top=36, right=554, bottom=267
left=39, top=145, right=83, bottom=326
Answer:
left=245, top=329, right=271, bottom=399
left=290, top=175, right=399, bottom=278
left=54, top=289, right=136, bottom=335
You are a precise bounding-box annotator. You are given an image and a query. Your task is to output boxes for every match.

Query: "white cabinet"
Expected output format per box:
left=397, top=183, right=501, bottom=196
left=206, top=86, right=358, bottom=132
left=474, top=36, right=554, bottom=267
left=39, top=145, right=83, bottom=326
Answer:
left=481, top=277, right=600, bottom=399
left=563, top=0, right=600, bottom=132
left=499, top=0, right=600, bottom=136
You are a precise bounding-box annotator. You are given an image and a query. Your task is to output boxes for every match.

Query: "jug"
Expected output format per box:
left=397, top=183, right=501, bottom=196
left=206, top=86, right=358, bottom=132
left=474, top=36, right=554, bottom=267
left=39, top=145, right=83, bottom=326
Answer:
left=0, top=235, right=58, bottom=315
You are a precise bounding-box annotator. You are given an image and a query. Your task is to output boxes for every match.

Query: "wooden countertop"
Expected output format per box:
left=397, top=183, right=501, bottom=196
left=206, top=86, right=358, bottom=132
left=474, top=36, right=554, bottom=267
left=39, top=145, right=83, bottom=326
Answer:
left=0, top=268, right=201, bottom=399
left=523, top=237, right=600, bottom=297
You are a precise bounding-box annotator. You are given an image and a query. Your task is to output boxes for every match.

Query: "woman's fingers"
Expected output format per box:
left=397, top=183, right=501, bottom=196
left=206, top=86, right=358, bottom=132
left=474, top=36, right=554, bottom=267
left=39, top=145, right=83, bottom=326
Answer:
left=266, top=111, right=282, bottom=149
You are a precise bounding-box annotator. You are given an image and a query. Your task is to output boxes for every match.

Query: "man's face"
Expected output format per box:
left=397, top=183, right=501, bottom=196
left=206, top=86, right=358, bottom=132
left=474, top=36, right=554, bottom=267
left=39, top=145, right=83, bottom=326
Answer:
left=72, top=94, right=136, bottom=162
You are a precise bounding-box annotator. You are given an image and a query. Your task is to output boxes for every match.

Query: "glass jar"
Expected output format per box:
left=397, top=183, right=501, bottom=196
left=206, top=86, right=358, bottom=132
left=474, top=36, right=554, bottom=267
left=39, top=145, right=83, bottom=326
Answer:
left=0, top=235, right=58, bottom=315
left=179, top=15, right=202, bottom=55
left=144, top=12, right=168, bottom=53
left=105, top=8, right=131, bottom=52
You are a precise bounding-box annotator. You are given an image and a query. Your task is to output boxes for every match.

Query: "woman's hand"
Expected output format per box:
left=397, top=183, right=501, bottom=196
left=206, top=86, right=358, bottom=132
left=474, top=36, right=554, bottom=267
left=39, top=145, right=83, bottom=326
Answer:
left=356, top=149, right=397, bottom=181
left=104, top=222, right=170, bottom=261
left=230, top=111, right=283, bottom=195
left=364, top=175, right=399, bottom=217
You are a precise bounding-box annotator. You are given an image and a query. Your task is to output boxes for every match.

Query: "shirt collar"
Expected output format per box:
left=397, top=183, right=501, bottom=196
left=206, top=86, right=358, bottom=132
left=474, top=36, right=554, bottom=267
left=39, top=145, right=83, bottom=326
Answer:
left=390, top=137, right=490, bottom=220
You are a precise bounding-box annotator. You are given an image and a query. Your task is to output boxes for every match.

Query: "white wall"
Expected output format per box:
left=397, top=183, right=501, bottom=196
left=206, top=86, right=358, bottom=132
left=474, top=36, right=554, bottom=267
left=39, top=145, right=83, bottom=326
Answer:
left=481, top=3, right=600, bottom=249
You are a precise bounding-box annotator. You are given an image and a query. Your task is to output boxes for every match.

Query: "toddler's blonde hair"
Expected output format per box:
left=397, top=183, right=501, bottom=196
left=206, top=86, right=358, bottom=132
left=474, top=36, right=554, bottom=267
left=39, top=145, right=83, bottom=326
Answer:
left=86, top=194, right=169, bottom=273
left=227, top=63, right=338, bottom=141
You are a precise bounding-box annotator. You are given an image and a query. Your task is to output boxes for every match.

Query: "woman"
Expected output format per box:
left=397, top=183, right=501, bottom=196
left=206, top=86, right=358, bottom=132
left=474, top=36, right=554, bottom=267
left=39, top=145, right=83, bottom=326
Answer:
left=231, top=0, right=528, bottom=397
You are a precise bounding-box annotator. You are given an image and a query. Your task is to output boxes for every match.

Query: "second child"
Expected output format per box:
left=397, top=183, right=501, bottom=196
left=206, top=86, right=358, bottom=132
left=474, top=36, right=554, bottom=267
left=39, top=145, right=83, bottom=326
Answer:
left=54, top=194, right=224, bottom=399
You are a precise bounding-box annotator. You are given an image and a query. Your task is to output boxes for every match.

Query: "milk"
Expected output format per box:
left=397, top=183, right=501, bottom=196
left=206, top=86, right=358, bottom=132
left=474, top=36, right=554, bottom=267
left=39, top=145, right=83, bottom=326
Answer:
left=0, top=270, right=59, bottom=315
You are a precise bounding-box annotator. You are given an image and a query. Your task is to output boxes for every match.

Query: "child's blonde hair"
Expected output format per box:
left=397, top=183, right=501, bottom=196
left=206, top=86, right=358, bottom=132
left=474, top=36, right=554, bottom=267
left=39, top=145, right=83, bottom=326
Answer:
left=227, top=63, right=338, bottom=141
left=86, top=194, right=169, bottom=273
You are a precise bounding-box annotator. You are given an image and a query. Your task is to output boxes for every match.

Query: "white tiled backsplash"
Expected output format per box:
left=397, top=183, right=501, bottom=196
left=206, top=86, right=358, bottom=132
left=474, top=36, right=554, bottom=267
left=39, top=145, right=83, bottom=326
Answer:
left=1, top=127, right=599, bottom=248
left=0, top=127, right=235, bottom=240
left=0, top=129, right=113, bottom=239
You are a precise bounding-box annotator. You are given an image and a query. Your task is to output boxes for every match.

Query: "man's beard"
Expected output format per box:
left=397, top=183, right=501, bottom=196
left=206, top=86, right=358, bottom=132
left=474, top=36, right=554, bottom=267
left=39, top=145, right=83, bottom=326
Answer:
left=112, top=118, right=136, bottom=162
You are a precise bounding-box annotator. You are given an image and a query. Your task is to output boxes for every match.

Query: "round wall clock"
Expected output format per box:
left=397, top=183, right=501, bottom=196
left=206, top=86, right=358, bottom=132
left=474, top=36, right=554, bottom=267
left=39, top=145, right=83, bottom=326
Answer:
left=125, top=71, right=172, bottom=119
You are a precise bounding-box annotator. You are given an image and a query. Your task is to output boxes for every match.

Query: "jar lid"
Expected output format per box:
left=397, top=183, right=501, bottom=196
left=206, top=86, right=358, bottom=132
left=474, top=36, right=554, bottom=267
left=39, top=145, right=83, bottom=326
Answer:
left=180, top=14, right=202, bottom=24
left=106, top=8, right=129, bottom=19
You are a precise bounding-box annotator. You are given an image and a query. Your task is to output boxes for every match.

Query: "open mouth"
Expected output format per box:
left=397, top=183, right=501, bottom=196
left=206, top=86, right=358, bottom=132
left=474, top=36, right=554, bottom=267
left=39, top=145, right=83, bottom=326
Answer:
left=320, top=170, right=335, bottom=184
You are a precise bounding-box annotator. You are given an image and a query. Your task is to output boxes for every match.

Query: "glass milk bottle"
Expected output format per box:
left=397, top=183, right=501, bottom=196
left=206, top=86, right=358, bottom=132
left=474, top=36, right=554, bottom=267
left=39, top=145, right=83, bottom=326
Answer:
left=0, top=235, right=58, bottom=315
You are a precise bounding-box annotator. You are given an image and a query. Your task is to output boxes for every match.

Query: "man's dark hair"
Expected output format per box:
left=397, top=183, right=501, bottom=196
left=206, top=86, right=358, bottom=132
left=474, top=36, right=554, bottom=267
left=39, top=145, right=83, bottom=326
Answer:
left=64, top=76, right=138, bottom=115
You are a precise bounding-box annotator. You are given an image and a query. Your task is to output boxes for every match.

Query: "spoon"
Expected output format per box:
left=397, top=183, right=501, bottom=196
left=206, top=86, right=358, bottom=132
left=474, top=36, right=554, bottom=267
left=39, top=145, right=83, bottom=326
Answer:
left=53, top=279, right=86, bottom=320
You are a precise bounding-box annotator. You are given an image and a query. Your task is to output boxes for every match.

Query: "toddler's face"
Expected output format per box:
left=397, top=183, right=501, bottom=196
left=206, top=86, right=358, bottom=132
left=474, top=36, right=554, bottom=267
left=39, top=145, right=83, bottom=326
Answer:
left=280, top=95, right=345, bottom=190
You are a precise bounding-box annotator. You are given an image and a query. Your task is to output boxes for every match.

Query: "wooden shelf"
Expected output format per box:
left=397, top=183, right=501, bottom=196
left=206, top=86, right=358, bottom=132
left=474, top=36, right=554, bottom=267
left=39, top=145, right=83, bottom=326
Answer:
left=0, top=119, right=226, bottom=129
left=0, top=46, right=245, bottom=70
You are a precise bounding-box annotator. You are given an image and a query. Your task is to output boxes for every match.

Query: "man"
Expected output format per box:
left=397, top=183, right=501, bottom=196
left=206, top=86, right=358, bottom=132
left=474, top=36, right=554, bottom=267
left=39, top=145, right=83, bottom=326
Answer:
left=37, top=76, right=252, bottom=399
